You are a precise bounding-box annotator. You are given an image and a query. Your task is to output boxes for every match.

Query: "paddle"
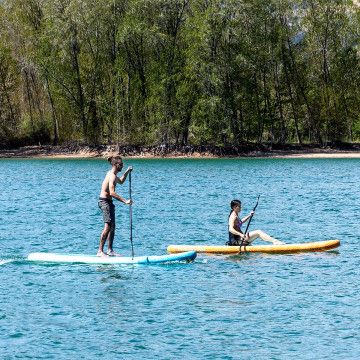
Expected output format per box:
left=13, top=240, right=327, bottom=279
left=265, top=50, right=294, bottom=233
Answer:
left=241, top=195, right=260, bottom=246
left=129, top=171, right=134, bottom=259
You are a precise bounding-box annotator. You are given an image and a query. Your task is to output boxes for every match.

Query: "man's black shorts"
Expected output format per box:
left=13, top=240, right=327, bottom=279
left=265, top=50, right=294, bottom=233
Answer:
left=98, top=197, right=115, bottom=224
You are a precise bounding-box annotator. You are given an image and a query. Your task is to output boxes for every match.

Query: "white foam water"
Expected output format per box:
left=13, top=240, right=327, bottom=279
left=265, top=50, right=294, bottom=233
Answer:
left=0, top=259, right=14, bottom=265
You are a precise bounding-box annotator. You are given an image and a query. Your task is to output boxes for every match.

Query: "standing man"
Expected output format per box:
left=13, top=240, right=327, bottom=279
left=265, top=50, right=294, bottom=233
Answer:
left=98, top=156, right=132, bottom=256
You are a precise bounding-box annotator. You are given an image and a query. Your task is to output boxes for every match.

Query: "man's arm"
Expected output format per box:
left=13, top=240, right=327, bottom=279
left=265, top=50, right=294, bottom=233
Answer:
left=117, top=166, right=133, bottom=184
left=109, top=173, right=131, bottom=204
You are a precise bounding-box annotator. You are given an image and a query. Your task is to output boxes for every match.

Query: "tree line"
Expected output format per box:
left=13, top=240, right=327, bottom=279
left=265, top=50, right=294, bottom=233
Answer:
left=0, top=0, right=360, bottom=149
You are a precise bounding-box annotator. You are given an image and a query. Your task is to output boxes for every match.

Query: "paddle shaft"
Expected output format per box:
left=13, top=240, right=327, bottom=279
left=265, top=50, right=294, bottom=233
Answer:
left=129, top=172, right=134, bottom=258
left=243, top=195, right=260, bottom=235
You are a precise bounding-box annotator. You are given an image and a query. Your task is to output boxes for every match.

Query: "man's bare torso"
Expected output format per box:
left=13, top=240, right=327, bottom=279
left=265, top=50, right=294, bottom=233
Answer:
left=99, top=170, right=117, bottom=199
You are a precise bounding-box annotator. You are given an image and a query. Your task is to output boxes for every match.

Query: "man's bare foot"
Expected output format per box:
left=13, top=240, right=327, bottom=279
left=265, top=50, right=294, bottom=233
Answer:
left=97, top=251, right=108, bottom=257
left=106, top=250, right=121, bottom=257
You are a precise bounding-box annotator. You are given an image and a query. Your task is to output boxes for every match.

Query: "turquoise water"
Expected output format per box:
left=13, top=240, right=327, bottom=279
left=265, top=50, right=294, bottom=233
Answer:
left=0, top=158, right=359, bottom=359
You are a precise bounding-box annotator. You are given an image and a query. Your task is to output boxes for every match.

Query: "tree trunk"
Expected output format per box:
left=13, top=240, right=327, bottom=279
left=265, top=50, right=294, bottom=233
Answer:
left=0, top=66, right=16, bottom=127
left=45, top=75, right=59, bottom=145
left=70, top=24, right=87, bottom=139
left=24, top=68, right=35, bottom=133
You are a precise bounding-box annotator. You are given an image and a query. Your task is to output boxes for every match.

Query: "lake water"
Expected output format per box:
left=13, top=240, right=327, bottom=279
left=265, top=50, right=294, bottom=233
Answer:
left=0, top=158, right=359, bottom=359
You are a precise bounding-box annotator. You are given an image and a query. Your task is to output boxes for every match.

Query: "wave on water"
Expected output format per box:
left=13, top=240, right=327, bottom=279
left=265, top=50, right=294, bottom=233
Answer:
left=0, top=259, right=15, bottom=265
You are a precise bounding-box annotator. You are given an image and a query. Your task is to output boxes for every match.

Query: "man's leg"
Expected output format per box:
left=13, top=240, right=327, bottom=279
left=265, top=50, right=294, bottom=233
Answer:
left=106, top=203, right=121, bottom=256
left=106, top=223, right=121, bottom=256
left=98, top=223, right=111, bottom=256
left=107, top=222, right=116, bottom=253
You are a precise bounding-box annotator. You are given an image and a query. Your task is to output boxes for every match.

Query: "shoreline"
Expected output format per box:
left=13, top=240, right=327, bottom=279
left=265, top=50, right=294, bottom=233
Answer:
left=1, top=144, right=360, bottom=159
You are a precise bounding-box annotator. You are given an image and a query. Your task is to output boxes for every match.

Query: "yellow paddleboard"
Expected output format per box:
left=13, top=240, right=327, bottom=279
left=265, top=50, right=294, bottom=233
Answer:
left=167, top=239, right=340, bottom=254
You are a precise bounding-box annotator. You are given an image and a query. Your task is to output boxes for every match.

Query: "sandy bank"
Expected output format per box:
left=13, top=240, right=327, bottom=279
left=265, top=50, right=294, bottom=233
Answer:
left=0, top=145, right=360, bottom=159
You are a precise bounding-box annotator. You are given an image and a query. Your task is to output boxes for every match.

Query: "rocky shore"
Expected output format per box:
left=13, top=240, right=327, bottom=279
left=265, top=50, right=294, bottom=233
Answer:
left=1, top=143, right=360, bottom=159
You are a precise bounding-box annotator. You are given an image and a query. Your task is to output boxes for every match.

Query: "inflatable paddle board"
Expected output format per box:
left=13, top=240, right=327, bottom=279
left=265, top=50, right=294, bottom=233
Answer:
left=27, top=251, right=197, bottom=264
left=167, top=239, right=340, bottom=255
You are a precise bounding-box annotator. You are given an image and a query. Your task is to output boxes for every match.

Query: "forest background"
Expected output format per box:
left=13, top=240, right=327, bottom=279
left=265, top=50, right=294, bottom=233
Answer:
left=1, top=0, right=360, bottom=151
